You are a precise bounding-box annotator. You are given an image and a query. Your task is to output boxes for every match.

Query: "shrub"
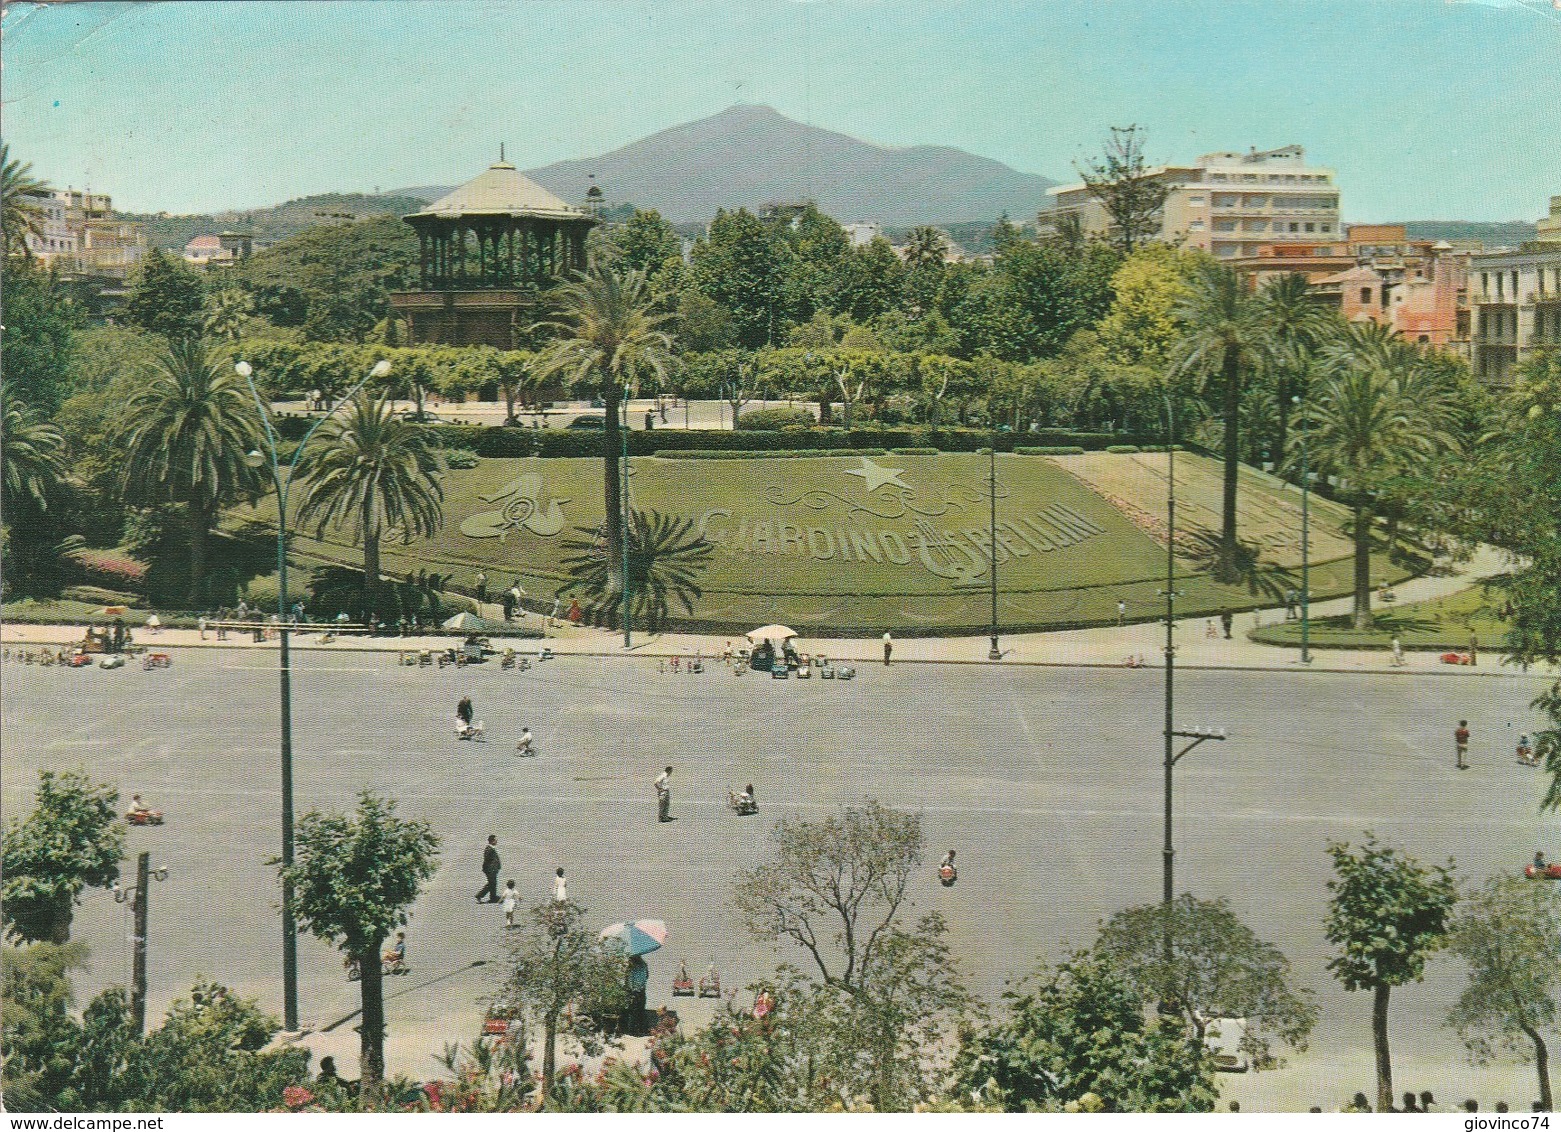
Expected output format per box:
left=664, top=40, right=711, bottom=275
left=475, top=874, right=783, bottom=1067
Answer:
left=534, top=430, right=606, bottom=458
left=68, top=549, right=148, bottom=589
left=60, top=585, right=139, bottom=606
left=653, top=448, right=888, bottom=460
left=889, top=447, right=939, bottom=456
left=738, top=406, right=815, bottom=430
left=1015, top=445, right=1086, bottom=455
left=443, top=447, right=479, bottom=469
left=474, top=428, right=535, bottom=458
left=1105, top=444, right=1143, bottom=454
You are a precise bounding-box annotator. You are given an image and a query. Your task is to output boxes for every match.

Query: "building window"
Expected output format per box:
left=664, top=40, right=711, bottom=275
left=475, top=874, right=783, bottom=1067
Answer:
left=1189, top=220, right=1205, bottom=231
left=1361, top=287, right=1373, bottom=304
left=1304, top=222, right=1316, bottom=233
left=1321, top=224, right=1332, bottom=233
left=1187, top=195, right=1205, bottom=205
left=1289, top=222, right=1300, bottom=233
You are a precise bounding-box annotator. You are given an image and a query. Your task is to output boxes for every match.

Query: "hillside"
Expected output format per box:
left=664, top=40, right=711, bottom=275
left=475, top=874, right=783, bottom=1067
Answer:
left=1397, top=220, right=1537, bottom=247
left=521, top=104, right=1056, bottom=226
left=123, top=191, right=432, bottom=251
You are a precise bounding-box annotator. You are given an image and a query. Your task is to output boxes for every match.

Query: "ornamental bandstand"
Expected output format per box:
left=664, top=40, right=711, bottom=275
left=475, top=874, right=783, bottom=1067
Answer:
left=389, top=157, right=594, bottom=349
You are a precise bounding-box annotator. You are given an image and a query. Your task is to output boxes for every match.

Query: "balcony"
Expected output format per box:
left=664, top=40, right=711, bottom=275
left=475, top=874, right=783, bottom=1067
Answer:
left=1470, top=291, right=1517, bottom=305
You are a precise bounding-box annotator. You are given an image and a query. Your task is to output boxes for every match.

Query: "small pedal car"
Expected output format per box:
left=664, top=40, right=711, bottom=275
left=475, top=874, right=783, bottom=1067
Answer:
left=126, top=809, right=165, bottom=826
left=143, top=653, right=173, bottom=670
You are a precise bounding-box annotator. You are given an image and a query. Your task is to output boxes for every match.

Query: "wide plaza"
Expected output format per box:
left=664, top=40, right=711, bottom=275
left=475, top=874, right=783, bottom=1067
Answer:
left=2, top=644, right=1556, bottom=1110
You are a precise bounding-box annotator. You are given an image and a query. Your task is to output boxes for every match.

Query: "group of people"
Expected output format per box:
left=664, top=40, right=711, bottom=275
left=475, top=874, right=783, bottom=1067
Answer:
left=452, top=695, right=535, bottom=753
left=475, top=836, right=569, bottom=928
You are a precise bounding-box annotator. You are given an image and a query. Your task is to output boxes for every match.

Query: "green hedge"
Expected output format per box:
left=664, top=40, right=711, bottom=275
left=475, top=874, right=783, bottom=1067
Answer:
left=889, top=447, right=939, bottom=455
left=654, top=448, right=889, bottom=460
left=1015, top=445, right=1086, bottom=455
left=443, top=447, right=479, bottom=469
left=738, top=406, right=816, bottom=430
left=1105, top=444, right=1142, bottom=454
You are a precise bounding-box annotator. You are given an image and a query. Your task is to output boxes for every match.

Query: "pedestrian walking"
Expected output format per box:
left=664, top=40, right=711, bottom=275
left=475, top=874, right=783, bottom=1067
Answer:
left=476, top=835, right=501, bottom=903
left=1469, top=631, right=1479, bottom=667
left=1455, top=719, right=1471, bottom=770
left=475, top=572, right=488, bottom=605
left=1391, top=637, right=1406, bottom=667
left=655, top=766, right=673, bottom=822
left=568, top=598, right=583, bottom=625
left=1220, top=609, right=1234, bottom=639
left=292, top=599, right=305, bottom=624
left=882, top=631, right=893, bottom=666
left=1285, top=589, right=1298, bottom=621
left=198, top=616, right=207, bottom=640
left=457, top=695, right=474, bottom=728
left=552, top=867, right=568, bottom=903
left=502, top=881, right=519, bottom=928
left=501, top=590, right=515, bottom=623
left=1116, top=598, right=1127, bottom=626
left=548, top=596, right=561, bottom=629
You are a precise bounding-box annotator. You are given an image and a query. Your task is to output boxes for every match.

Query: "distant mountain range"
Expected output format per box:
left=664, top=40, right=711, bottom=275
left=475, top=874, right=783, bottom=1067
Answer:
left=125, top=193, right=431, bottom=251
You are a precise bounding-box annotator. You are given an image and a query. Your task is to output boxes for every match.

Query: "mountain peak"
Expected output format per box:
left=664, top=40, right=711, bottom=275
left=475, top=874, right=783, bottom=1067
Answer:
left=524, top=108, right=1054, bottom=225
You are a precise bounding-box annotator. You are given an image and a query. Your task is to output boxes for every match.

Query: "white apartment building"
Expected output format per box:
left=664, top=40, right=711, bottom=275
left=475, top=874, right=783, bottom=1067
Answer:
left=23, top=188, right=146, bottom=277
left=1044, top=145, right=1341, bottom=259
left=1468, top=246, right=1561, bottom=386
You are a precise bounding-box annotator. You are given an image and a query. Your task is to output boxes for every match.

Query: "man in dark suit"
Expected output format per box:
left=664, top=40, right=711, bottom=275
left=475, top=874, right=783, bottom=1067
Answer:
left=476, top=835, right=501, bottom=903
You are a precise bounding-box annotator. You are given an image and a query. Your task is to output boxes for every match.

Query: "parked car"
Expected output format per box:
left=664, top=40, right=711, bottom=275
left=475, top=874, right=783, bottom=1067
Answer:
left=565, top=414, right=606, bottom=429
left=401, top=410, right=448, bottom=424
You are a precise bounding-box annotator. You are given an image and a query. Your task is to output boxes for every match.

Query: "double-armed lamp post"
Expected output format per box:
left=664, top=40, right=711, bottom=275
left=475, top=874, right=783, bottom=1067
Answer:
left=236, top=358, right=391, bottom=1033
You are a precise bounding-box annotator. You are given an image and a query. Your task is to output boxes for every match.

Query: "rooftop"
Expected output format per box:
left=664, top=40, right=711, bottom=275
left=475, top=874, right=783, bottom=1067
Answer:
left=408, top=161, right=588, bottom=222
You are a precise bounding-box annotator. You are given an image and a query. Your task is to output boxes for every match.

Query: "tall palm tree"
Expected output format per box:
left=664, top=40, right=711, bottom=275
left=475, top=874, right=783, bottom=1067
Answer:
left=1171, top=262, right=1266, bottom=580
left=533, top=266, right=674, bottom=597
left=292, top=392, right=445, bottom=620
left=116, top=339, right=268, bottom=604
left=1303, top=322, right=1455, bottom=628
left=1256, top=272, right=1333, bottom=461
left=1, top=144, right=50, bottom=259
left=2, top=388, right=70, bottom=512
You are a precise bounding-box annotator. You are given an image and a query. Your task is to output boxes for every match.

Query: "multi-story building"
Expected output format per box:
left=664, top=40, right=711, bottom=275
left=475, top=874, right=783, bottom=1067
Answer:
left=23, top=188, right=146, bottom=278
left=183, top=231, right=254, bottom=268
left=1468, top=244, right=1561, bottom=387
left=1537, top=195, right=1561, bottom=244
left=1043, top=145, right=1341, bottom=259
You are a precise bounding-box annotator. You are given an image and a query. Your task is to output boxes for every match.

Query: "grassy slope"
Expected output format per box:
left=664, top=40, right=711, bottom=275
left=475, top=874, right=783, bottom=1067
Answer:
left=228, top=451, right=1419, bottom=634
left=1250, top=578, right=1514, bottom=652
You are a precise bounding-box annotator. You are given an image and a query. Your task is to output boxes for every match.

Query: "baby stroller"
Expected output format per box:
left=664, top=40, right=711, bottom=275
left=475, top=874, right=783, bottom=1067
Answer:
left=455, top=718, right=486, bottom=741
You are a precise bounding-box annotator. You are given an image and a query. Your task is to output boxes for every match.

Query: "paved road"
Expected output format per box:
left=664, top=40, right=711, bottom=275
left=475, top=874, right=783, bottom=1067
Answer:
left=3, top=647, right=1556, bottom=1110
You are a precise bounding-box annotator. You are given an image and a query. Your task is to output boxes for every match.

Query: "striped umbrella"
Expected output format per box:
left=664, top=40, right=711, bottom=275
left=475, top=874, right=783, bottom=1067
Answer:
left=599, top=919, right=667, bottom=957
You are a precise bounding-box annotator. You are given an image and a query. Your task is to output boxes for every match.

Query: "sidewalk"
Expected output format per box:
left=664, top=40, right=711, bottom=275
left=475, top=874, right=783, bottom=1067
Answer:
left=4, top=546, right=1553, bottom=679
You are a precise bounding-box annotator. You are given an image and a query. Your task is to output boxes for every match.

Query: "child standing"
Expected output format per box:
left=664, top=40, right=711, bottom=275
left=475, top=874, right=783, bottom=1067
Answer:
left=501, top=881, right=519, bottom=928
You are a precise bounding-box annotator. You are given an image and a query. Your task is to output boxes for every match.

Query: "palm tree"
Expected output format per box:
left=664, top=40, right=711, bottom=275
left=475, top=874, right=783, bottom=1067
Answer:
left=1, top=144, right=50, bottom=259
left=559, top=507, right=714, bottom=630
left=201, top=288, right=255, bottom=342
left=533, top=266, right=674, bottom=598
left=116, top=339, right=268, bottom=605
left=1256, top=272, right=1333, bottom=461
left=2, top=388, right=70, bottom=512
left=1171, top=262, right=1267, bottom=580
left=1302, top=322, right=1455, bottom=628
left=292, top=392, right=445, bottom=620
left=903, top=226, right=949, bottom=271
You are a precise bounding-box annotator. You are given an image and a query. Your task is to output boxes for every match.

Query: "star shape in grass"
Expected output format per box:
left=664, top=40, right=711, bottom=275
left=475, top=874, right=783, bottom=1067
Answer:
left=843, top=456, right=910, bottom=494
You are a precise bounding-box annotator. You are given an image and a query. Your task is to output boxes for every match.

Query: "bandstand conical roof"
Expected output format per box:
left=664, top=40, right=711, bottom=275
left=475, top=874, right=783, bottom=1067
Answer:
left=409, top=161, right=588, bottom=222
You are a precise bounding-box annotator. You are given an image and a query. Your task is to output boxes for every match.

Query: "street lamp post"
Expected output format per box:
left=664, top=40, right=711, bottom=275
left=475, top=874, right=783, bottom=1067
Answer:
left=114, top=852, right=168, bottom=1034
left=988, top=439, right=1001, bottom=660
left=1293, top=395, right=1311, bottom=665
left=237, top=357, right=390, bottom=1033
left=622, top=384, right=632, bottom=650
left=1162, top=727, right=1227, bottom=961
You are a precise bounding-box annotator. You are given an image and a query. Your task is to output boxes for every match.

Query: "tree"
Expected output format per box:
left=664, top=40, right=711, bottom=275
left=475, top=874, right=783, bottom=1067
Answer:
left=293, top=392, right=446, bottom=621
left=1092, top=243, right=1197, bottom=370
left=1324, top=835, right=1457, bottom=1114
left=691, top=208, right=793, bottom=348
left=201, top=288, right=256, bottom=342
left=1447, top=875, right=1561, bottom=1110
left=122, top=249, right=206, bottom=343
left=1075, top=125, right=1171, bottom=255
left=114, top=339, right=267, bottom=606
left=1, top=942, right=90, bottom=1110
left=954, top=950, right=1217, bottom=1112
left=2, top=772, right=125, bottom=946
left=533, top=266, right=674, bottom=601
left=1305, top=321, right=1456, bottom=627
left=499, top=899, right=628, bottom=1098
left=734, top=801, right=922, bottom=990
left=609, top=209, right=682, bottom=274
left=558, top=507, right=713, bottom=631
left=1093, top=894, right=1317, bottom=1068
left=1255, top=272, right=1333, bottom=462
left=833, top=237, right=906, bottom=324
left=1171, top=261, right=1266, bottom=581
left=2, top=387, right=70, bottom=514
left=1, top=260, right=80, bottom=414
left=1, top=143, right=50, bottom=258
left=281, top=793, right=439, bottom=1091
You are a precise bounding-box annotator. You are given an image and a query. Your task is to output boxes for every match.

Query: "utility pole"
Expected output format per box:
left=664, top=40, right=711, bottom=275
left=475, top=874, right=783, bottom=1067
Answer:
left=116, top=851, right=167, bottom=1034
left=988, top=439, right=1001, bottom=660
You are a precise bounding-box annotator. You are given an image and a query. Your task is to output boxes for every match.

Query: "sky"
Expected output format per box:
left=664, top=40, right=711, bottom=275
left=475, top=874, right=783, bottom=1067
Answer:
left=3, top=0, right=1558, bottom=222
